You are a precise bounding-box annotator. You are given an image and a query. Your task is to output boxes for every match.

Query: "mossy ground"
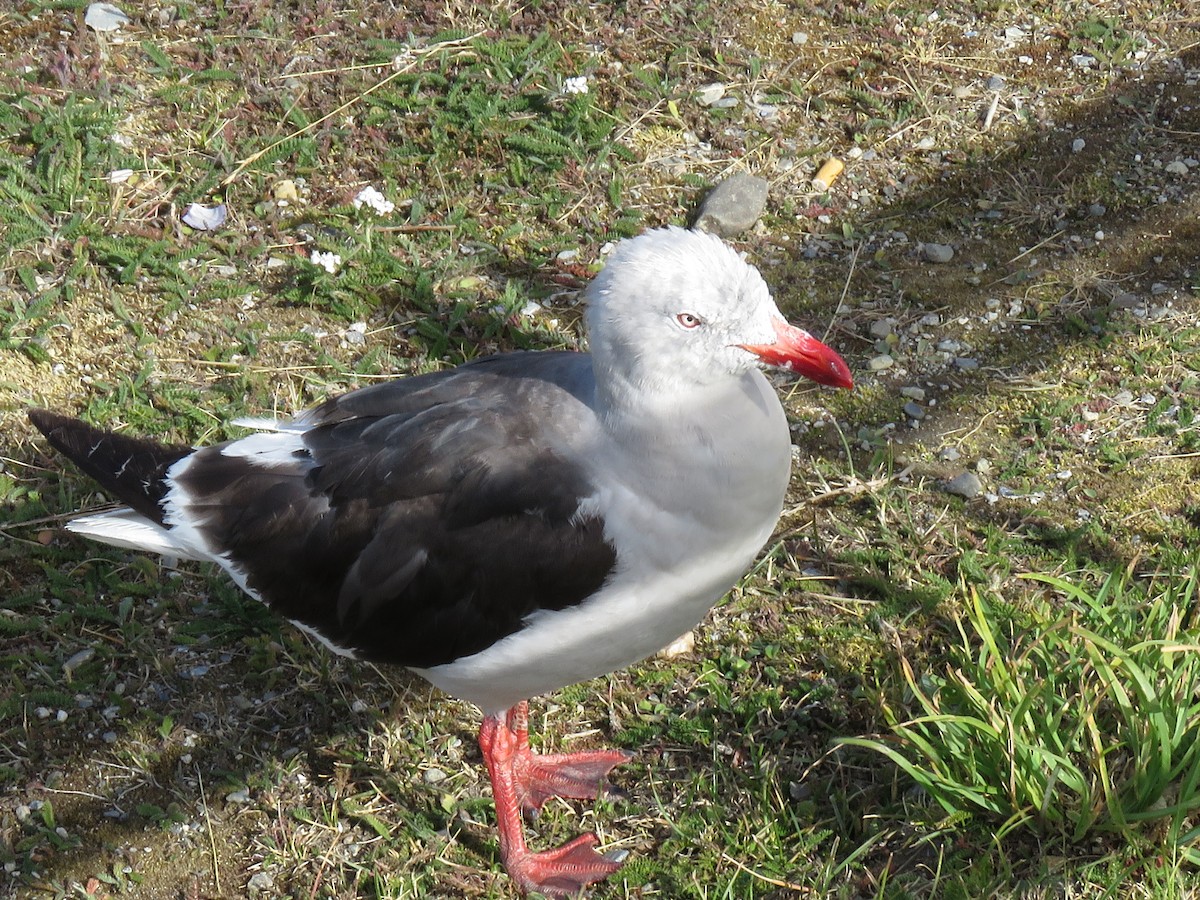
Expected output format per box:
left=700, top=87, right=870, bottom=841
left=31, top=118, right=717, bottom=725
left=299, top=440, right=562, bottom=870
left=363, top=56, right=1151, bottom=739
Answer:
left=2, top=1, right=1198, bottom=897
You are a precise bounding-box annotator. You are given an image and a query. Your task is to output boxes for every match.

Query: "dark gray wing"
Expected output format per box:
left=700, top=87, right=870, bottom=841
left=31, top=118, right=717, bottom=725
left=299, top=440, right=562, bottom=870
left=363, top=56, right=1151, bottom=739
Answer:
left=174, top=352, right=616, bottom=668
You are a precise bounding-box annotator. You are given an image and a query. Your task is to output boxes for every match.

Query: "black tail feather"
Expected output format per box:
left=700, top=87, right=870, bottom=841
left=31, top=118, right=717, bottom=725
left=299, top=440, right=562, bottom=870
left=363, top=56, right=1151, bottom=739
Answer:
left=28, top=409, right=193, bottom=525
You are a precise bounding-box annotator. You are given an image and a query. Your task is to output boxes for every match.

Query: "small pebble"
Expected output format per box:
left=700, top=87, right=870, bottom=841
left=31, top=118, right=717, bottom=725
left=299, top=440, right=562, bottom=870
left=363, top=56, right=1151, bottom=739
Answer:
left=944, top=471, right=983, bottom=499
left=975, top=459, right=993, bottom=476
left=103, top=731, right=118, bottom=744
left=659, top=630, right=695, bottom=658
left=900, top=386, right=925, bottom=401
left=63, top=647, right=96, bottom=675
left=954, top=357, right=980, bottom=370
left=903, top=401, right=925, bottom=420
left=986, top=75, right=1006, bottom=91
left=423, top=768, right=448, bottom=784
left=791, top=31, right=808, bottom=44
left=693, top=174, right=769, bottom=237
left=1088, top=203, right=1106, bottom=217
left=938, top=446, right=961, bottom=462
left=869, top=319, right=894, bottom=338
left=226, top=787, right=251, bottom=804
left=247, top=872, right=274, bottom=892
left=273, top=180, right=299, bottom=202
left=696, top=83, right=726, bottom=106
left=868, top=354, right=895, bottom=372
left=1071, top=138, right=1086, bottom=153
left=922, top=242, right=954, bottom=263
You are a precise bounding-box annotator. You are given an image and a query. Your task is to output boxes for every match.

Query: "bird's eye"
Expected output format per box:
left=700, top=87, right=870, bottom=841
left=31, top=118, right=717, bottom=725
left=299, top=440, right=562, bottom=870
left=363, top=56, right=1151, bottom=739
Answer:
left=676, top=312, right=703, bottom=329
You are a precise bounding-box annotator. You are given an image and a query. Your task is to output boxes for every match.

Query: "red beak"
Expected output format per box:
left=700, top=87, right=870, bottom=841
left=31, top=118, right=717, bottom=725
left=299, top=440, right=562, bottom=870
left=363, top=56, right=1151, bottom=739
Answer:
left=739, top=319, right=854, bottom=389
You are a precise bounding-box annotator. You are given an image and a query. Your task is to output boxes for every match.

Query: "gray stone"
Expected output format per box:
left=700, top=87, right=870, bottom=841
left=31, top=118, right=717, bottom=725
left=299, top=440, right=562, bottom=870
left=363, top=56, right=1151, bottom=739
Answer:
left=868, top=354, right=895, bottom=372
left=869, top=319, right=894, bottom=338
left=922, top=242, right=955, bottom=263
left=900, top=386, right=925, bottom=401
left=693, top=174, right=770, bottom=237
left=944, top=471, right=983, bottom=499
left=696, top=83, right=726, bottom=106
left=248, top=873, right=274, bottom=892
left=903, top=401, right=925, bottom=420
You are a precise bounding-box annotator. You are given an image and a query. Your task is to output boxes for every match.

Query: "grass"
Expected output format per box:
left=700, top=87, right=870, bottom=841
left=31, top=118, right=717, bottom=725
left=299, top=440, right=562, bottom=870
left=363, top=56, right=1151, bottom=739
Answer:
left=2, top=0, right=1199, bottom=897
left=843, top=563, right=1200, bottom=855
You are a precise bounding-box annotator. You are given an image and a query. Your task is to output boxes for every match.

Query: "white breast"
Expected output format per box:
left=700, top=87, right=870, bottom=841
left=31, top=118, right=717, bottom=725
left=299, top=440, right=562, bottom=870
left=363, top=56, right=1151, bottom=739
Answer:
left=418, top=371, right=792, bottom=714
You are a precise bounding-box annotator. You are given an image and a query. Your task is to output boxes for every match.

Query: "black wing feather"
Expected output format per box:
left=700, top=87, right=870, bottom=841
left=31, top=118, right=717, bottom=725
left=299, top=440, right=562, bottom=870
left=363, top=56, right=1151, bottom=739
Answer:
left=175, top=357, right=615, bottom=668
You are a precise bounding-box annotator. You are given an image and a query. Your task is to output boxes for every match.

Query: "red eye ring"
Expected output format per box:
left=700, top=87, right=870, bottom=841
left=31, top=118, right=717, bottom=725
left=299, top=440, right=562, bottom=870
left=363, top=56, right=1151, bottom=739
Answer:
left=676, top=312, right=703, bottom=329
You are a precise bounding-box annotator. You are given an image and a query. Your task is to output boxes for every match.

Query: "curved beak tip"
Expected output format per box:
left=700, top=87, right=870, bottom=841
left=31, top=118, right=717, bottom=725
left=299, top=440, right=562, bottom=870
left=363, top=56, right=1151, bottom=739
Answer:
left=740, top=321, right=854, bottom=390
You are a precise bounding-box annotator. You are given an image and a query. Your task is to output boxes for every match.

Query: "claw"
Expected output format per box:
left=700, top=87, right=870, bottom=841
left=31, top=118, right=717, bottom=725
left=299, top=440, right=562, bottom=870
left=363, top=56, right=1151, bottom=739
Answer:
left=508, top=833, right=624, bottom=898
left=479, top=702, right=633, bottom=896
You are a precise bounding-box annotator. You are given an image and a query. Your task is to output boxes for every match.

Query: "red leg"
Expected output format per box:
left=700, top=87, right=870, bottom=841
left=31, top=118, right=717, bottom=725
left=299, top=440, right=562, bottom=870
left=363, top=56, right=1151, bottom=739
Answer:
left=479, top=705, right=629, bottom=897
left=506, top=701, right=633, bottom=813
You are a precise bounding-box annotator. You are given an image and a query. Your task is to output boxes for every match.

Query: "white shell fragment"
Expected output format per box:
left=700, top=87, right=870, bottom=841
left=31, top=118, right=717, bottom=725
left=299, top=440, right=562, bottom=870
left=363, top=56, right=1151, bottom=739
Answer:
left=85, top=3, right=131, bottom=32
left=182, top=202, right=228, bottom=231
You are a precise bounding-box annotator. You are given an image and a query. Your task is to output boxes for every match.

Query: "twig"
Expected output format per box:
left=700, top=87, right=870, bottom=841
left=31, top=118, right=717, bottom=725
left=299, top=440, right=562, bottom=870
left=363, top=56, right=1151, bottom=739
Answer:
left=826, top=240, right=861, bottom=343
left=0, top=511, right=81, bottom=530
left=196, top=764, right=221, bottom=893
left=373, top=224, right=458, bottom=233
left=783, top=466, right=915, bottom=514
left=1007, top=229, right=1066, bottom=265
left=982, top=91, right=1000, bottom=131
left=720, top=851, right=811, bottom=893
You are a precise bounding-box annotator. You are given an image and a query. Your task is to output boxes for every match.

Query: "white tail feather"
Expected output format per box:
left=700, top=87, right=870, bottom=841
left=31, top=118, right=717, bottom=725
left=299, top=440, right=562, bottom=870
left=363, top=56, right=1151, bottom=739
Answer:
left=66, top=509, right=209, bottom=561
left=229, top=416, right=308, bottom=433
